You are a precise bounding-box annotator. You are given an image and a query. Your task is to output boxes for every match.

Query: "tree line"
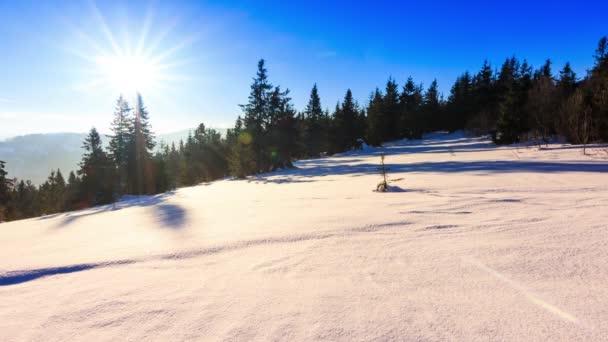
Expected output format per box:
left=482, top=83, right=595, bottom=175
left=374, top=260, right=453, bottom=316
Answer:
left=1, top=36, right=607, bottom=222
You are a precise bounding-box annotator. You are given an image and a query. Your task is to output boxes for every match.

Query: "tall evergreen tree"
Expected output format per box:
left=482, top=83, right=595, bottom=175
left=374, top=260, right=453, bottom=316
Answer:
left=423, top=79, right=441, bottom=132
left=229, top=116, right=255, bottom=178
left=78, top=128, right=116, bottom=205
left=588, top=36, right=608, bottom=140
left=400, top=77, right=424, bottom=138
left=268, top=86, right=298, bottom=169
left=527, top=60, right=556, bottom=142
left=127, top=93, right=155, bottom=194
left=65, top=171, right=81, bottom=211
left=334, top=89, right=362, bottom=151
left=384, top=77, right=401, bottom=140
left=241, top=59, right=273, bottom=172
left=0, top=160, right=12, bottom=221
left=107, top=95, right=132, bottom=194
left=366, top=88, right=385, bottom=146
left=302, top=83, right=325, bottom=156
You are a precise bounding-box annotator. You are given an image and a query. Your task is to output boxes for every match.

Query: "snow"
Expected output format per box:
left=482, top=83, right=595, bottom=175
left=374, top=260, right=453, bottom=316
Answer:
left=2, top=132, right=608, bottom=341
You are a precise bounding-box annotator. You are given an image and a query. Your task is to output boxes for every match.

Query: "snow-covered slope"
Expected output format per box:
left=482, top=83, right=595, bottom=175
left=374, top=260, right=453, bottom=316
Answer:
left=1, top=132, right=608, bottom=341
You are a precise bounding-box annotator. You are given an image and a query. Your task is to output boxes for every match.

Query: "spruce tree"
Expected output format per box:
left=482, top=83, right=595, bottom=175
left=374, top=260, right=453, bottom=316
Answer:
left=335, top=89, right=360, bottom=151
left=384, top=77, right=401, bottom=140
left=366, top=88, right=385, bottom=146
left=268, top=86, right=298, bottom=169
left=423, top=79, right=441, bottom=132
left=527, top=60, right=556, bottom=142
left=65, top=171, right=81, bottom=211
left=589, top=36, right=608, bottom=140
left=127, top=93, right=156, bottom=194
left=0, top=160, right=11, bottom=221
left=228, top=116, right=255, bottom=178
left=107, top=95, right=132, bottom=194
left=400, top=77, right=424, bottom=138
left=557, top=62, right=577, bottom=96
left=78, top=128, right=116, bottom=205
left=302, top=83, right=324, bottom=156
left=241, top=59, right=273, bottom=172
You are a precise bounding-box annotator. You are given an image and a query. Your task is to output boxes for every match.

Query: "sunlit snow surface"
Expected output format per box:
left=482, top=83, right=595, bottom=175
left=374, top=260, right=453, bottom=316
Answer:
left=2, top=132, right=608, bottom=341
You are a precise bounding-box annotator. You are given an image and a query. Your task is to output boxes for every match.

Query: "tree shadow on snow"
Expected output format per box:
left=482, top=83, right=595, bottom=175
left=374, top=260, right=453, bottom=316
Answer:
left=154, top=204, right=187, bottom=229
left=270, top=160, right=608, bottom=181
left=50, top=192, right=186, bottom=229
left=0, top=260, right=136, bottom=286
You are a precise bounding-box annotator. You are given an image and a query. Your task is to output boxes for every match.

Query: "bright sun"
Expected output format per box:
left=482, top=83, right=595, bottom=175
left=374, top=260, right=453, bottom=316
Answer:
left=71, top=3, right=192, bottom=99
left=95, top=54, right=162, bottom=96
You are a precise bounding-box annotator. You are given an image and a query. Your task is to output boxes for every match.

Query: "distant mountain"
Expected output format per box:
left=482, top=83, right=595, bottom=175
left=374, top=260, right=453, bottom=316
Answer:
left=0, top=128, right=227, bottom=185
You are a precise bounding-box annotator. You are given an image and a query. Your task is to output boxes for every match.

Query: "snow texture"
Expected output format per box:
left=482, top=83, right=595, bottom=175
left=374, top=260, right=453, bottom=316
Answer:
left=1, top=132, right=608, bottom=341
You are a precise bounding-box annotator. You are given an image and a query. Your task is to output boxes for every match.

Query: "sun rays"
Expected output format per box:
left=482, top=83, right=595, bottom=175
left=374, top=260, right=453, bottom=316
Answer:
left=68, top=1, right=197, bottom=100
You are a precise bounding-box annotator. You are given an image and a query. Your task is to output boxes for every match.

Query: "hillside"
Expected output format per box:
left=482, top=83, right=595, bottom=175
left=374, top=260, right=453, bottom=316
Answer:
left=0, top=128, right=227, bottom=185
left=1, top=132, right=608, bottom=341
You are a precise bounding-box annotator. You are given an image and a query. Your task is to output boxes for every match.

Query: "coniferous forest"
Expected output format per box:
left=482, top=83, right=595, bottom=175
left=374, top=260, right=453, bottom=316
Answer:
left=1, top=36, right=607, bottom=222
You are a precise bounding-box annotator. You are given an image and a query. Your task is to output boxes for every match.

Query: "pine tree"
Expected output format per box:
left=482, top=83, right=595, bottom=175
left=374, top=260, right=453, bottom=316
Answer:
left=366, top=88, right=385, bottom=146
left=495, top=57, right=528, bottom=144
left=446, top=72, right=474, bottom=132
left=334, top=89, right=361, bottom=151
left=400, top=77, right=424, bottom=138
left=241, top=59, right=273, bottom=172
left=384, top=77, right=401, bottom=140
left=65, top=171, right=81, bottom=211
left=107, top=95, right=132, bottom=194
left=588, top=36, right=608, bottom=140
left=302, top=83, right=325, bottom=156
left=229, top=116, right=255, bottom=178
left=268, top=86, right=298, bottom=169
left=527, top=60, right=556, bottom=142
left=0, top=160, right=12, bottom=221
left=78, top=128, right=116, bottom=206
left=127, top=93, right=155, bottom=194
left=557, top=62, right=577, bottom=96
left=167, top=142, right=181, bottom=189
left=14, top=180, right=39, bottom=219
left=423, top=79, right=441, bottom=132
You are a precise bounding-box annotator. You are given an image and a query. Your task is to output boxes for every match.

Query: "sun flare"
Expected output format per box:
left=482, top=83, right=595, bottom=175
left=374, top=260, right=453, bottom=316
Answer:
left=95, top=54, right=162, bottom=96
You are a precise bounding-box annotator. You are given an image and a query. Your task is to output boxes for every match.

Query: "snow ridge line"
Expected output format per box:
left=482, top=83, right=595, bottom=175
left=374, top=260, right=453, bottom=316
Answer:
left=0, top=220, right=413, bottom=286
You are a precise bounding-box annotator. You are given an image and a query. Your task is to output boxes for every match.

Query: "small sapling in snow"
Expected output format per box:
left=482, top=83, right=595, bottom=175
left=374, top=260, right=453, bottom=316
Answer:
left=375, top=153, right=404, bottom=192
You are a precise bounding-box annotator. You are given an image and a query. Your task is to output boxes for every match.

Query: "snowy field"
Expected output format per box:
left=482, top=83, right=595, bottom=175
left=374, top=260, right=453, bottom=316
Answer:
left=2, top=132, right=608, bottom=341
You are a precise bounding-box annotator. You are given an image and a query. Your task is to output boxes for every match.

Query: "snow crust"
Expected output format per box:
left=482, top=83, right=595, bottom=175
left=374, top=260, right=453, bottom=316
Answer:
left=2, top=132, right=608, bottom=341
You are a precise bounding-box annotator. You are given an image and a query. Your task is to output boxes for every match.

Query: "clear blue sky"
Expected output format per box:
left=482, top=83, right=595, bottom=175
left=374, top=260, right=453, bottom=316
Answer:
left=0, top=0, right=606, bottom=138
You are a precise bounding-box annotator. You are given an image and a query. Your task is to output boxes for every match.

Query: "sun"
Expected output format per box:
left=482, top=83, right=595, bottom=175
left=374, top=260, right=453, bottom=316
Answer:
left=94, top=54, right=162, bottom=96
left=69, top=3, right=195, bottom=100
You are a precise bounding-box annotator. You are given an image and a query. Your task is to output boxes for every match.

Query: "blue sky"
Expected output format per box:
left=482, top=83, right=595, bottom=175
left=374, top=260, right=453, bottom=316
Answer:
left=0, top=0, right=606, bottom=138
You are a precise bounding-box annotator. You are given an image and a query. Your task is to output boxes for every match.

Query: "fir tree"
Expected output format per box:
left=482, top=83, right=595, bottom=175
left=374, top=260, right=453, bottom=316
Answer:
left=384, top=77, right=401, bottom=140
left=527, top=60, right=556, bottom=142
left=366, top=88, right=385, bottom=146
left=268, top=86, right=298, bottom=169
left=107, top=95, right=132, bottom=194
left=400, top=77, right=424, bottom=139
left=302, top=83, right=325, bottom=156
left=423, top=79, right=441, bottom=132
left=334, top=89, right=361, bottom=151
left=241, top=59, right=273, bottom=172
left=65, top=171, right=82, bottom=211
left=229, top=116, right=256, bottom=177
left=78, top=128, right=116, bottom=205
left=0, top=160, right=12, bottom=221
left=127, top=93, right=155, bottom=194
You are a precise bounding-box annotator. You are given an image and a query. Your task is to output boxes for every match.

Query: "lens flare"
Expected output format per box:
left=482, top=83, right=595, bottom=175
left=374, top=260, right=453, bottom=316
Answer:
left=95, top=54, right=161, bottom=96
